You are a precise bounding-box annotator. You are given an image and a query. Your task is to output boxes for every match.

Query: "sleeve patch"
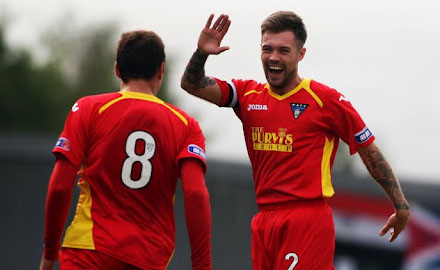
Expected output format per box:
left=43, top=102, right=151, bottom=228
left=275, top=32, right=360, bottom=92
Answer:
left=55, top=137, right=71, bottom=151
left=355, top=127, right=373, bottom=144
left=188, top=144, right=206, bottom=159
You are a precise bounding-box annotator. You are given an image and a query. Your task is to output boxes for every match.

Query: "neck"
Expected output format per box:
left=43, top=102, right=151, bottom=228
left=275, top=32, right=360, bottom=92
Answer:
left=120, top=79, right=158, bottom=95
left=270, top=75, right=302, bottom=96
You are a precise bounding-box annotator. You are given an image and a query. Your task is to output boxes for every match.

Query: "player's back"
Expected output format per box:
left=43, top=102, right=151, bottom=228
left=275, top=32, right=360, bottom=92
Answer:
left=56, top=91, right=204, bottom=268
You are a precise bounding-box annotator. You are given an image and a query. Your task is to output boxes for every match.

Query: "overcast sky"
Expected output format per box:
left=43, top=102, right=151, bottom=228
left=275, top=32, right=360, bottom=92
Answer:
left=2, top=0, right=440, bottom=183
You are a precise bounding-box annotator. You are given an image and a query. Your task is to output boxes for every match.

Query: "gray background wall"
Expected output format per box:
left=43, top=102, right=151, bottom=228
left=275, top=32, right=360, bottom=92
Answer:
left=1, top=134, right=439, bottom=270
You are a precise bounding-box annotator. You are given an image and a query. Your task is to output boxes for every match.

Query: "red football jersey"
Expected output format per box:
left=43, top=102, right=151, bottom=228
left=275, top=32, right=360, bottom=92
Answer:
left=215, top=78, right=374, bottom=208
left=53, top=91, right=207, bottom=269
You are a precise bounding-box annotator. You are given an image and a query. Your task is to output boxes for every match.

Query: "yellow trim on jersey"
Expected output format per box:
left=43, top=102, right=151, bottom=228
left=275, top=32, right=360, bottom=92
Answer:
left=98, top=96, right=126, bottom=114
left=267, top=79, right=306, bottom=100
left=62, top=179, right=96, bottom=250
left=244, top=89, right=263, bottom=96
left=166, top=249, right=175, bottom=268
left=99, top=91, right=188, bottom=126
left=266, top=79, right=323, bottom=108
left=321, top=136, right=335, bottom=198
left=302, top=79, right=323, bottom=108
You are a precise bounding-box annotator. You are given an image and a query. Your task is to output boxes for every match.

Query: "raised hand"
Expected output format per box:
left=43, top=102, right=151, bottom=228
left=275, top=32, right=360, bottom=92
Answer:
left=198, top=14, right=231, bottom=55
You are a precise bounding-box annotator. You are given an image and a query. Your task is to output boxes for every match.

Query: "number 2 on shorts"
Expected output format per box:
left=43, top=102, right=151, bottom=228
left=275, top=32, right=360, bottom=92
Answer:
left=285, top=252, right=299, bottom=270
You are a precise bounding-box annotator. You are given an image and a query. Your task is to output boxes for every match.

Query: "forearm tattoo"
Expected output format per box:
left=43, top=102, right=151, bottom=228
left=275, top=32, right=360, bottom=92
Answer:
left=360, top=147, right=409, bottom=210
left=183, top=49, right=216, bottom=89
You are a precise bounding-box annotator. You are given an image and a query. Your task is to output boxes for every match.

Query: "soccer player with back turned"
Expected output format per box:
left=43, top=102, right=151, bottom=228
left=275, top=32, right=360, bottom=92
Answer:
left=180, top=11, right=410, bottom=270
left=40, top=30, right=212, bottom=270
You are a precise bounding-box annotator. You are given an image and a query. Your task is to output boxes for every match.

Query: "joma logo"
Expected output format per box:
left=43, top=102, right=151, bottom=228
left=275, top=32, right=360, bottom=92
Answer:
left=247, top=104, right=268, bottom=111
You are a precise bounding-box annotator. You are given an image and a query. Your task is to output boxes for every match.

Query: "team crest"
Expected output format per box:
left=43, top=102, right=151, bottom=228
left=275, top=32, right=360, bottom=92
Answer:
left=290, top=103, right=309, bottom=119
left=146, top=142, right=155, bottom=152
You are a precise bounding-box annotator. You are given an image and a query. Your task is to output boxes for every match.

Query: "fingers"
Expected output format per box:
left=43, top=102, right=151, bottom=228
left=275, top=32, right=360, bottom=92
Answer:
left=217, top=46, right=230, bottom=54
left=379, top=219, right=403, bottom=242
left=215, top=15, right=229, bottom=33
left=206, top=14, right=231, bottom=34
left=380, top=228, right=395, bottom=242
left=212, top=14, right=224, bottom=29
left=379, top=223, right=390, bottom=236
left=199, top=14, right=231, bottom=55
left=379, top=222, right=395, bottom=242
left=219, top=18, right=231, bottom=36
left=389, top=230, right=397, bottom=242
left=205, top=14, right=214, bottom=29
left=389, top=226, right=404, bottom=242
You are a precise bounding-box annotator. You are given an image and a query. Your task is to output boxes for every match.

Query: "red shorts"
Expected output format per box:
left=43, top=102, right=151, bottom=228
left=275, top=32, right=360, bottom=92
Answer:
left=251, top=199, right=335, bottom=270
left=60, top=247, right=143, bottom=270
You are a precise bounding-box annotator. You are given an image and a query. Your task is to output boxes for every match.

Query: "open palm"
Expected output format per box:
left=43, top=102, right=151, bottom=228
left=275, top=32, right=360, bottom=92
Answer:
left=198, top=14, right=231, bottom=55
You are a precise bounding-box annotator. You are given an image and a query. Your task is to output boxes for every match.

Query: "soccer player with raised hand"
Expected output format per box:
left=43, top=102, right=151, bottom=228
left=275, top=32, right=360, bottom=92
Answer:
left=181, top=11, right=410, bottom=270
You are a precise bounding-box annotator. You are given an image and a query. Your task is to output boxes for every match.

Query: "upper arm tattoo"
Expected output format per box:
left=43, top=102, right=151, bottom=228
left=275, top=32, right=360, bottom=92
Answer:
left=203, top=77, right=217, bottom=88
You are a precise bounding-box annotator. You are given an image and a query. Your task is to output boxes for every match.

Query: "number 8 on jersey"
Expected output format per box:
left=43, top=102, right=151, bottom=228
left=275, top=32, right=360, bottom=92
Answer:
left=121, top=131, right=156, bottom=189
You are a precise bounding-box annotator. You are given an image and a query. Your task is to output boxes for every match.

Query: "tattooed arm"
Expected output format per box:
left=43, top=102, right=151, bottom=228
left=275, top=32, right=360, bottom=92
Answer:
left=358, top=142, right=410, bottom=242
left=181, top=50, right=222, bottom=105
left=181, top=14, right=231, bottom=106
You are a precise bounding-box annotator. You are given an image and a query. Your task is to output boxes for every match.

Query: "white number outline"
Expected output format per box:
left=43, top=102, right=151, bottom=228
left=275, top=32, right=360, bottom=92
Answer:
left=285, top=252, right=299, bottom=270
left=121, top=131, right=156, bottom=189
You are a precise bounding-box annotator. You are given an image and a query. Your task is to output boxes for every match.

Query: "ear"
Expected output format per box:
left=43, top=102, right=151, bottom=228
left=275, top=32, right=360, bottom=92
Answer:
left=157, top=62, right=165, bottom=81
left=114, top=62, right=121, bottom=79
left=298, top=48, right=306, bottom=62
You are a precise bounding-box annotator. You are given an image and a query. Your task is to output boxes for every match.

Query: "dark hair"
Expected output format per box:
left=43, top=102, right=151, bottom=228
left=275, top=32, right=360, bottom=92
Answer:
left=261, top=11, right=307, bottom=49
left=116, top=30, right=165, bottom=82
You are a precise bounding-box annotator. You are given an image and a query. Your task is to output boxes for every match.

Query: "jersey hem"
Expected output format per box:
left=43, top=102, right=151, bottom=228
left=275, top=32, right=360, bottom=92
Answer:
left=98, top=247, right=168, bottom=270
left=62, top=243, right=95, bottom=250
left=258, top=198, right=327, bottom=212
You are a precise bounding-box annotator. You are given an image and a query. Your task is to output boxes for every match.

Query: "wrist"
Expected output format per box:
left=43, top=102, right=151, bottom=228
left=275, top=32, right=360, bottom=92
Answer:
left=394, top=202, right=410, bottom=211
left=195, top=48, right=209, bottom=58
left=43, top=245, right=60, bottom=260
